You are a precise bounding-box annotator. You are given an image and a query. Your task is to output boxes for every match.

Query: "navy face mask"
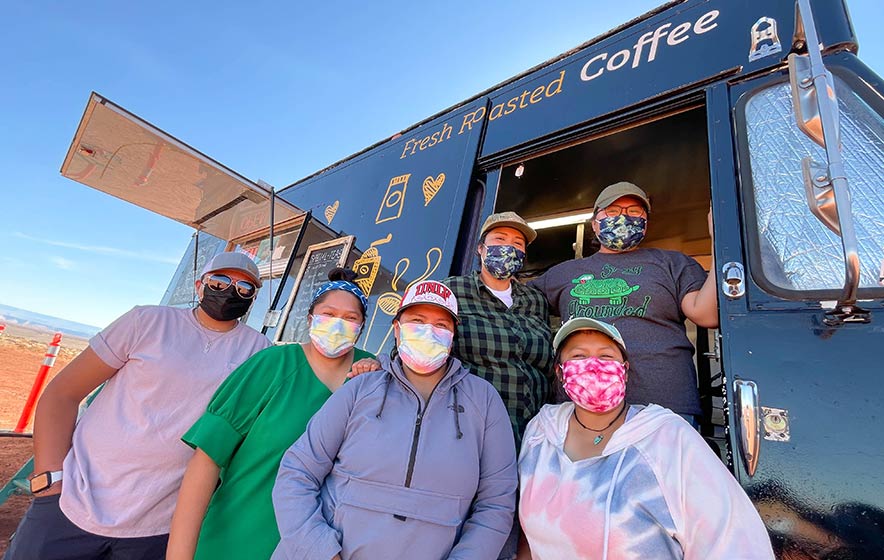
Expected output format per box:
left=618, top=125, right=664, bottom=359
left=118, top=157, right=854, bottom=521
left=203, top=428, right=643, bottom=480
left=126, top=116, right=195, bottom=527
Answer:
left=596, top=215, right=647, bottom=252
left=482, top=244, right=526, bottom=279
left=199, top=285, right=253, bottom=321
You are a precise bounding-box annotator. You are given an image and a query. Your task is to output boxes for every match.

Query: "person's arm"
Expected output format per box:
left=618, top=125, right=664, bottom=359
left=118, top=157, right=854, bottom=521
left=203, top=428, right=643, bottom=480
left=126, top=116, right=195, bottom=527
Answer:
left=681, top=207, right=719, bottom=329
left=448, top=391, right=518, bottom=560
left=32, top=346, right=119, bottom=496
left=169, top=346, right=282, bottom=558
left=166, top=449, right=220, bottom=560
left=661, top=421, right=774, bottom=560
left=681, top=272, right=718, bottom=328
left=272, top=381, right=359, bottom=560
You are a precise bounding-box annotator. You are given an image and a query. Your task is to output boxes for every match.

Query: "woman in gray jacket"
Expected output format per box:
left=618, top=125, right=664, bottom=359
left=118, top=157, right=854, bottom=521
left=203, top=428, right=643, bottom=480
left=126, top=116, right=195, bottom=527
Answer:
left=271, top=280, right=518, bottom=560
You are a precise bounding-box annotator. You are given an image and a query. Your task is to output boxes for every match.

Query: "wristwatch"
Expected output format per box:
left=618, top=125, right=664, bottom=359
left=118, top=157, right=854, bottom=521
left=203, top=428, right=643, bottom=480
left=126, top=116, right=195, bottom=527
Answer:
left=29, top=470, right=63, bottom=494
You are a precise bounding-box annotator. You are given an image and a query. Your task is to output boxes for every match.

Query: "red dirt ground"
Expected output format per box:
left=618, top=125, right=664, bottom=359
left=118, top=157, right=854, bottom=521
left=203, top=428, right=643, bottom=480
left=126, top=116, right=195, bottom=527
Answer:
left=0, top=330, right=85, bottom=431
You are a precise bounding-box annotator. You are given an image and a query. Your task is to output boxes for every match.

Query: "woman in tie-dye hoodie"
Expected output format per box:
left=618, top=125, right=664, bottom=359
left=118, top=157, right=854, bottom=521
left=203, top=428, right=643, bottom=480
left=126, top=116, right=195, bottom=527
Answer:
left=517, top=317, right=773, bottom=560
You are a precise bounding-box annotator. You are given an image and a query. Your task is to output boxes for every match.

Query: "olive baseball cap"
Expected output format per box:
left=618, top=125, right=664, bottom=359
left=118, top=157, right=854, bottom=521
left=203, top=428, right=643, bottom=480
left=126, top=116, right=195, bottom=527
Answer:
left=553, top=317, right=627, bottom=354
left=593, top=182, right=651, bottom=213
left=201, top=252, right=262, bottom=287
left=480, top=211, right=537, bottom=245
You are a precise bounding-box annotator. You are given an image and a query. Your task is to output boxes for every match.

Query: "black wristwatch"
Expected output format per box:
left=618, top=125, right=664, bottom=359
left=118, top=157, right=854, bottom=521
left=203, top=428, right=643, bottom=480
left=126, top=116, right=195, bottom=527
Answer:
left=30, top=470, right=63, bottom=494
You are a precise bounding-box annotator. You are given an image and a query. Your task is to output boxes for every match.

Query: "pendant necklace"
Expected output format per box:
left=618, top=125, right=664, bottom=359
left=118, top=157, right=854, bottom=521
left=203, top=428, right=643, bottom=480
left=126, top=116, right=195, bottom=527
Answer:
left=192, top=308, right=232, bottom=352
left=573, top=404, right=627, bottom=445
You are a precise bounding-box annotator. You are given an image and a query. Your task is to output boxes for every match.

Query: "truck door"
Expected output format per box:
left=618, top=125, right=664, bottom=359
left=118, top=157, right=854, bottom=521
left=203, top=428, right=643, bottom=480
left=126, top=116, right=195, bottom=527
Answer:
left=711, top=47, right=884, bottom=558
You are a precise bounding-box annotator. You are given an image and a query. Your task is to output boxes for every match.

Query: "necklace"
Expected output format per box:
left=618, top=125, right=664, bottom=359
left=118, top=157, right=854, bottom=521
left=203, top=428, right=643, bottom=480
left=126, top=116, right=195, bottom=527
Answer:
left=573, top=404, right=627, bottom=445
left=192, top=308, right=231, bottom=332
left=192, top=308, right=234, bottom=352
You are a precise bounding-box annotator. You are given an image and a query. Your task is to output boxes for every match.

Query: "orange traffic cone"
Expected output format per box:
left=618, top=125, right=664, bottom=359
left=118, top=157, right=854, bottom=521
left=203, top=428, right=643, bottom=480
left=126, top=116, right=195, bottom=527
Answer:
left=14, top=333, right=63, bottom=433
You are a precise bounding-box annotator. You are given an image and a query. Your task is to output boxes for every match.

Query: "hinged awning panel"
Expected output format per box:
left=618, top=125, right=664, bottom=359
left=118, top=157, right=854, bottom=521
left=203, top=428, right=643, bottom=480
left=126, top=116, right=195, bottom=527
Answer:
left=61, top=93, right=303, bottom=241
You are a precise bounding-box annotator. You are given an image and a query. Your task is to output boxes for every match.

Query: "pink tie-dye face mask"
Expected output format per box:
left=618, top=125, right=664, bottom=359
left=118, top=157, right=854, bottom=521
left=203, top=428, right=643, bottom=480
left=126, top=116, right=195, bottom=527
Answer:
left=560, top=357, right=627, bottom=413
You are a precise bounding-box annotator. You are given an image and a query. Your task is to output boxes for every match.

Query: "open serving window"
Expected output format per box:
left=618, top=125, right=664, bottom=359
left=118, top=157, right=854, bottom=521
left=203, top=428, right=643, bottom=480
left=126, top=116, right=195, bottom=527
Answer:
left=61, top=93, right=307, bottom=328
left=60, top=92, right=304, bottom=241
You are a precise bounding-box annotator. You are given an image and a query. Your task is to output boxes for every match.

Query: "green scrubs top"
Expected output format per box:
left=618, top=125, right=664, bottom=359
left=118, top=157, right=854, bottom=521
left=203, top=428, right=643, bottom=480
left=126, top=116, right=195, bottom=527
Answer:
left=182, top=343, right=375, bottom=560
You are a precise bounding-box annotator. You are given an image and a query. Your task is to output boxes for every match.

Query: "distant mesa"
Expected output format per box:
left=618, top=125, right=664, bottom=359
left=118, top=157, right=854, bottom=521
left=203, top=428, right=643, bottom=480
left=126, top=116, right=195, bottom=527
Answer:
left=0, top=303, right=100, bottom=340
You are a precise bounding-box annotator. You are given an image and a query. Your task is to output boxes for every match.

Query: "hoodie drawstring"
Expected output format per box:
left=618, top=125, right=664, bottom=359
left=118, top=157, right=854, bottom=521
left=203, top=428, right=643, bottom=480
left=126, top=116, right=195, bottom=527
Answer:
left=602, top=449, right=628, bottom=560
left=376, top=374, right=392, bottom=419
left=452, top=386, right=463, bottom=440
left=376, top=371, right=463, bottom=440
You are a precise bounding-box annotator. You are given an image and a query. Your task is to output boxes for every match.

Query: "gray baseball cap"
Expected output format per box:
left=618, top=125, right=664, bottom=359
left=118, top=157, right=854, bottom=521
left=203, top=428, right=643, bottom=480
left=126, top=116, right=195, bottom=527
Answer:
left=593, top=182, right=651, bottom=213
left=553, top=317, right=626, bottom=355
left=201, top=252, right=262, bottom=287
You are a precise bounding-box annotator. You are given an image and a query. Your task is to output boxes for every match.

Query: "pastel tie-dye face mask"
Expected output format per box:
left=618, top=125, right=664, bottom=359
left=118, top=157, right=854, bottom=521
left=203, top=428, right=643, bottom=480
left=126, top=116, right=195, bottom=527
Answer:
left=561, top=356, right=627, bottom=413
left=309, top=314, right=362, bottom=358
left=397, top=322, right=453, bottom=374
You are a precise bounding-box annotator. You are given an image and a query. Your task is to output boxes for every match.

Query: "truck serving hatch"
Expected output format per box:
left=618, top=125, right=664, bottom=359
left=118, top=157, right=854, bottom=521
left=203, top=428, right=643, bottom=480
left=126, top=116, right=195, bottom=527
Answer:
left=60, top=92, right=304, bottom=241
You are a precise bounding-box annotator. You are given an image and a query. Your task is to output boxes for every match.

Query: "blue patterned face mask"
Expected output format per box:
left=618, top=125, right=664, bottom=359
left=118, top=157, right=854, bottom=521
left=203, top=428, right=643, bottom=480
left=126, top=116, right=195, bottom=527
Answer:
left=596, top=215, right=647, bottom=252
left=482, top=244, right=526, bottom=279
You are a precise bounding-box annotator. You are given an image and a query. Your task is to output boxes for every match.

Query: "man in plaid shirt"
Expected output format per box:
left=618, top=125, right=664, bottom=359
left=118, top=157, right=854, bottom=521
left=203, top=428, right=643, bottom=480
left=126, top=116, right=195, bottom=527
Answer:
left=443, top=211, right=553, bottom=560
left=442, top=211, right=554, bottom=446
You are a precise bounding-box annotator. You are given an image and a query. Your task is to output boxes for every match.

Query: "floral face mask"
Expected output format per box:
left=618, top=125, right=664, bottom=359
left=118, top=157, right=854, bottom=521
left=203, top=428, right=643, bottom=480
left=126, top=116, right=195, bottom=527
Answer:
left=596, top=215, right=647, bottom=252
left=481, top=244, right=526, bottom=280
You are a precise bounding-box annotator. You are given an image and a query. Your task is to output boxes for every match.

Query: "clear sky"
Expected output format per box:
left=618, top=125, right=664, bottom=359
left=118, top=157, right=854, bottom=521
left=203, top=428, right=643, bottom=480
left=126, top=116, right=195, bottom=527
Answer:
left=2, top=1, right=883, bottom=328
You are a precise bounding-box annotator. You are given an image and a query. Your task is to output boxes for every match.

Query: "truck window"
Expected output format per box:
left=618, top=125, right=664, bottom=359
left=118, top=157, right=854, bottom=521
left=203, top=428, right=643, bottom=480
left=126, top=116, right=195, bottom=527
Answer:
left=741, top=75, right=884, bottom=295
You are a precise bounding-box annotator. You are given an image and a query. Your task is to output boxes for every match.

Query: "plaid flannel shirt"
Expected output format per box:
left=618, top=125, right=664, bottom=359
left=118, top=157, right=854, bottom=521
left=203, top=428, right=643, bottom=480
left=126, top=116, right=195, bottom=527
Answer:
left=443, top=272, right=554, bottom=445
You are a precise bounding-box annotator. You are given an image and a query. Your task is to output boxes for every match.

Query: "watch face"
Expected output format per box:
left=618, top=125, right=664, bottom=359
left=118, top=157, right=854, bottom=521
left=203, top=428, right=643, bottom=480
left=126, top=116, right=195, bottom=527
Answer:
left=30, top=472, right=51, bottom=494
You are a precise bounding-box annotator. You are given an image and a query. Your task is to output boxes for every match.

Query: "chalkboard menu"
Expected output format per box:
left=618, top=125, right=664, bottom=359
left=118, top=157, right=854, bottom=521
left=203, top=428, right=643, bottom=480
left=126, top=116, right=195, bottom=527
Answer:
left=276, top=236, right=355, bottom=343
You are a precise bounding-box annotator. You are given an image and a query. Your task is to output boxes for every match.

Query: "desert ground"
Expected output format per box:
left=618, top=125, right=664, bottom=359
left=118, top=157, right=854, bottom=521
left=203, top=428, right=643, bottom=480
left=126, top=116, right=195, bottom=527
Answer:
left=0, top=324, right=87, bottom=553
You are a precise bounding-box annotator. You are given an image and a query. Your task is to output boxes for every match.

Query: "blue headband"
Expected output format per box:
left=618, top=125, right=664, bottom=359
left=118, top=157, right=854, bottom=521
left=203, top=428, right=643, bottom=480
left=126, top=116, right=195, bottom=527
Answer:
left=312, top=280, right=369, bottom=313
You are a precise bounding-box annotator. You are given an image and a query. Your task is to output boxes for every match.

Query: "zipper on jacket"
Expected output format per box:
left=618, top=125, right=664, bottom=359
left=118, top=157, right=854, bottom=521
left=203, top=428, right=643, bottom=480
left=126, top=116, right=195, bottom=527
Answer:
left=394, top=381, right=441, bottom=521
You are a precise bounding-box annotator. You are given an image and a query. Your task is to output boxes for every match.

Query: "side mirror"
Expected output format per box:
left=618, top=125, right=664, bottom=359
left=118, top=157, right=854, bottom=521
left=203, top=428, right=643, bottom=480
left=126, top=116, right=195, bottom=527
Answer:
left=788, top=53, right=840, bottom=150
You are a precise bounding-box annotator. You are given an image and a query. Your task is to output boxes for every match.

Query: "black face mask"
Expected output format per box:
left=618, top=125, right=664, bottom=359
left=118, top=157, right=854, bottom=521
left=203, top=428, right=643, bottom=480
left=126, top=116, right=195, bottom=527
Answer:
left=199, top=285, right=253, bottom=321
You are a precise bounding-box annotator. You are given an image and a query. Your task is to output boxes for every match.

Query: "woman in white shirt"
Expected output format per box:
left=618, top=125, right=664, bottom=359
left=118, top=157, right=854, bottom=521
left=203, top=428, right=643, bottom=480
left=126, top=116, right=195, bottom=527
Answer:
left=517, top=317, right=774, bottom=560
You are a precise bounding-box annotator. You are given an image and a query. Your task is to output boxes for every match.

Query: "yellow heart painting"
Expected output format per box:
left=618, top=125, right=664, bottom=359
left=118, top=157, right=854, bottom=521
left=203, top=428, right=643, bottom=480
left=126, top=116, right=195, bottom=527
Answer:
left=422, top=173, right=445, bottom=206
left=324, top=200, right=339, bottom=224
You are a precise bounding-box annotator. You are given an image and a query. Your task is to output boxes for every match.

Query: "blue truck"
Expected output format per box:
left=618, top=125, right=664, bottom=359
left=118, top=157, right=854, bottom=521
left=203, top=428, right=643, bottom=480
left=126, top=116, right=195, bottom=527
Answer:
left=61, top=1, right=884, bottom=556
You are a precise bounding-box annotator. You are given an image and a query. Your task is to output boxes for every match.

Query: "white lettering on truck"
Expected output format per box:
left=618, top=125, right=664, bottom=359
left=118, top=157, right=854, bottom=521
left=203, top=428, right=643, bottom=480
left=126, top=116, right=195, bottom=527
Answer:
left=580, top=10, right=720, bottom=82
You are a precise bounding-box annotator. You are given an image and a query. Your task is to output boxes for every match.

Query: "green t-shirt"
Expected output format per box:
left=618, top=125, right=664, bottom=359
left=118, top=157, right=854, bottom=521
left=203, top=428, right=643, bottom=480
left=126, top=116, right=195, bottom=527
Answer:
left=182, top=343, right=375, bottom=560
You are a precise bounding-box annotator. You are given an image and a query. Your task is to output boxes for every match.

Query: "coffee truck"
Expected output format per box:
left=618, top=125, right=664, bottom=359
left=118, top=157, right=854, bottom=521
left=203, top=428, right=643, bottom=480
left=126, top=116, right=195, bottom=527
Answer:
left=61, top=0, right=884, bottom=556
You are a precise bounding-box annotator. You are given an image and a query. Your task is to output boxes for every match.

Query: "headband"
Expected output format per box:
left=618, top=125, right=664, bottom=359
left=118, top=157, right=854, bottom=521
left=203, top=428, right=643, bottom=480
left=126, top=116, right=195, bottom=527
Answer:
left=312, top=280, right=369, bottom=313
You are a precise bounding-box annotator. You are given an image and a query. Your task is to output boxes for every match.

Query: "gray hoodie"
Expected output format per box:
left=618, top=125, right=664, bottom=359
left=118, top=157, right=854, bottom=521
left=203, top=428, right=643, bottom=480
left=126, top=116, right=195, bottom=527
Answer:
left=271, top=354, right=517, bottom=560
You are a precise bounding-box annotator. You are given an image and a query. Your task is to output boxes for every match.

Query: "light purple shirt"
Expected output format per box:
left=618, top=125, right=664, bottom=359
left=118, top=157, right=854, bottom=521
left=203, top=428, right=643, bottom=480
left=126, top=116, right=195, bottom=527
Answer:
left=60, top=305, right=269, bottom=537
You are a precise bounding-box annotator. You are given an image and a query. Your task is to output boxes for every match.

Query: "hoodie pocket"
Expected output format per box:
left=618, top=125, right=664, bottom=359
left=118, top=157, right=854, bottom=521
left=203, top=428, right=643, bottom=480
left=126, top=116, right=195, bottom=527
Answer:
left=334, top=477, right=465, bottom=559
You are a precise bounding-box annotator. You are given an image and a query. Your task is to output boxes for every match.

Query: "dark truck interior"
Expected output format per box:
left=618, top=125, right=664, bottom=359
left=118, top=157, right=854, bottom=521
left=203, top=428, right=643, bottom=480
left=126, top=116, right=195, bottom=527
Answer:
left=493, top=106, right=728, bottom=460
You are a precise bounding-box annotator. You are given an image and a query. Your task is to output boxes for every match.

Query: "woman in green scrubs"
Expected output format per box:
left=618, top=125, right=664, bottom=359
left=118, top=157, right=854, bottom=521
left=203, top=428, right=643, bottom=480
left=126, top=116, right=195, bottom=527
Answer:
left=166, top=269, right=376, bottom=560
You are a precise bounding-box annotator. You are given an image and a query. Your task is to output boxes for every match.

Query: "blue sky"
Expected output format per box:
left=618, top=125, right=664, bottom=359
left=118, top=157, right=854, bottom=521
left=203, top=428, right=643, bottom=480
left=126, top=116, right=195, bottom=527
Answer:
left=2, top=1, right=883, bottom=328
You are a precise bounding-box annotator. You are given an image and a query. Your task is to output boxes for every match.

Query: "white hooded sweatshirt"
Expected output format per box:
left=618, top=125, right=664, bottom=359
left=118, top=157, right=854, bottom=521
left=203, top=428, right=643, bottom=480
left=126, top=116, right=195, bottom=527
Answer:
left=518, top=403, right=774, bottom=560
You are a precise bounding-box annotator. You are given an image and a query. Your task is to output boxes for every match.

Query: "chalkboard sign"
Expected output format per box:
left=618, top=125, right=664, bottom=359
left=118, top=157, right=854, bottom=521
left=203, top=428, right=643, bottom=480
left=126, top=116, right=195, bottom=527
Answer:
left=275, top=236, right=355, bottom=343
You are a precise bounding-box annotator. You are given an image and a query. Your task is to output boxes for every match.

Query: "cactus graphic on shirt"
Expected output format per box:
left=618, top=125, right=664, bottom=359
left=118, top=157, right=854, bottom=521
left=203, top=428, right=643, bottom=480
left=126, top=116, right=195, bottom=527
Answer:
left=570, top=273, right=640, bottom=305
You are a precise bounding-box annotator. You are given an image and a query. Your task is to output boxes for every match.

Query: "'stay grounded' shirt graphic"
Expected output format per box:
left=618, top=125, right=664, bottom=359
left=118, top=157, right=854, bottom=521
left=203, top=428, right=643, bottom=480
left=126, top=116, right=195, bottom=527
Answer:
left=529, top=248, right=707, bottom=415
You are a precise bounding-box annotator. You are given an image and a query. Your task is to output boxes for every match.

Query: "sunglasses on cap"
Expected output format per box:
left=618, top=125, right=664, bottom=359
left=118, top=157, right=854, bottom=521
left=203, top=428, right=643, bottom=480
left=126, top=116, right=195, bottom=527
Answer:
left=203, top=274, right=258, bottom=299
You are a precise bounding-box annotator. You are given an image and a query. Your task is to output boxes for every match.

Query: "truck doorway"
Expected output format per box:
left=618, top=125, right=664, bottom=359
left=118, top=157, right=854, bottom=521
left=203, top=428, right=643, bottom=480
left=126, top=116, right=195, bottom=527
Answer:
left=491, top=105, right=727, bottom=459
